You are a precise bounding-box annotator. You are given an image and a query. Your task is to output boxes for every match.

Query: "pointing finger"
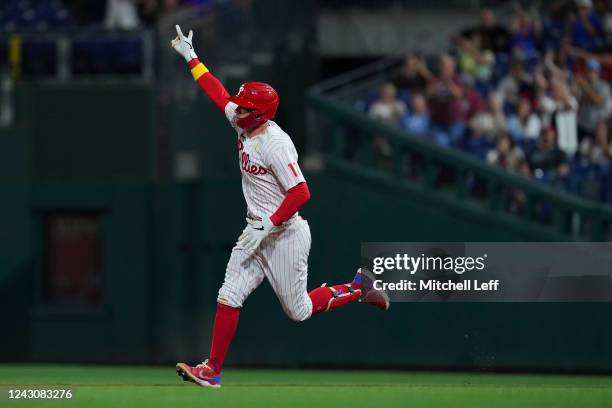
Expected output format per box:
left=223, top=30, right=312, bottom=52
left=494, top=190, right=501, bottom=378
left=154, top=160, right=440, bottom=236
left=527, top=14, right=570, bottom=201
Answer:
left=188, top=30, right=193, bottom=42
left=175, top=24, right=184, bottom=38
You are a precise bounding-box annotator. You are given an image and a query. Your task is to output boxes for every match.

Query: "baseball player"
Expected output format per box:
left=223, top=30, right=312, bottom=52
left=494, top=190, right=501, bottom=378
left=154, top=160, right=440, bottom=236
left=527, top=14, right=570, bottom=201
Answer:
left=171, top=25, right=389, bottom=388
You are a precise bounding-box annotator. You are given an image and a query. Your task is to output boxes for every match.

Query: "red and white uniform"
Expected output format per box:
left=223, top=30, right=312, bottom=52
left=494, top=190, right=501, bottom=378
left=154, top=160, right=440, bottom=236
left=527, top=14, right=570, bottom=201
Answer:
left=174, top=29, right=384, bottom=383
left=218, top=102, right=314, bottom=321
left=225, top=101, right=305, bottom=222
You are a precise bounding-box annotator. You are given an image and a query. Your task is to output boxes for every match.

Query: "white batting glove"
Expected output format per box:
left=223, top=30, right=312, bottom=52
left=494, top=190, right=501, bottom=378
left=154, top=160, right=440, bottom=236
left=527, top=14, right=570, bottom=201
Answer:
left=238, top=217, right=276, bottom=251
left=170, top=24, right=197, bottom=62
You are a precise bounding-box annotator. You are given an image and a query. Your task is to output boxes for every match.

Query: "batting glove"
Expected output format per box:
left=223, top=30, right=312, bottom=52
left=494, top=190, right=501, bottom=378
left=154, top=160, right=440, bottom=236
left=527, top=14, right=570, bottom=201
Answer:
left=238, top=217, right=276, bottom=251
left=170, top=24, right=197, bottom=62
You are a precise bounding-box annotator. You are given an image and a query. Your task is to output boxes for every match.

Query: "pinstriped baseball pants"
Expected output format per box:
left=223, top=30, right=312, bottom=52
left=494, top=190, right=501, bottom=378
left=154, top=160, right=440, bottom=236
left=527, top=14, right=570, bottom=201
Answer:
left=218, top=217, right=313, bottom=321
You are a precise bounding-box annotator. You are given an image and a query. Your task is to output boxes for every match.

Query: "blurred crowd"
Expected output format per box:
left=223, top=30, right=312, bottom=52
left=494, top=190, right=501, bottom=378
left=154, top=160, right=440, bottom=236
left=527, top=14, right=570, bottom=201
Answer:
left=0, top=0, right=220, bottom=32
left=0, top=0, right=259, bottom=78
left=105, top=0, right=222, bottom=30
left=365, top=0, right=612, bottom=203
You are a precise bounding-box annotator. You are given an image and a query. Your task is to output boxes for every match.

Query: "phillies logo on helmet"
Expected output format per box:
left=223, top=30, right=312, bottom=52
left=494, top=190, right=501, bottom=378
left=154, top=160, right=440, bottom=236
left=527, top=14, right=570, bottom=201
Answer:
left=229, top=82, right=279, bottom=130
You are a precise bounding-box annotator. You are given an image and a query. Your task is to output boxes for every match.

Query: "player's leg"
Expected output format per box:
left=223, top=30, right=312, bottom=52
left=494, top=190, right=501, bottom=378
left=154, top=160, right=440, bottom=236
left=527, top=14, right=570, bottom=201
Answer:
left=345, top=267, right=390, bottom=311
left=259, top=218, right=314, bottom=321
left=176, top=245, right=264, bottom=387
left=308, top=281, right=362, bottom=316
left=261, top=218, right=380, bottom=321
left=307, top=267, right=393, bottom=316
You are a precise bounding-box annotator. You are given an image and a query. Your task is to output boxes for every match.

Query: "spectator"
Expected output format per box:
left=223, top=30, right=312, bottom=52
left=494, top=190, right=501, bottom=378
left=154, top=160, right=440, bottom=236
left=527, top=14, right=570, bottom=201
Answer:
left=528, top=125, right=570, bottom=181
left=486, top=133, right=524, bottom=171
left=510, top=9, right=542, bottom=63
left=540, top=1, right=573, bottom=51
left=568, top=0, right=606, bottom=52
left=572, top=121, right=609, bottom=198
left=543, top=49, right=572, bottom=82
left=167, top=0, right=184, bottom=8
left=392, top=54, right=433, bottom=95
left=401, top=93, right=431, bottom=137
left=460, top=8, right=511, bottom=54
left=348, top=3, right=612, bottom=203
left=464, top=85, right=488, bottom=120
left=105, top=0, right=140, bottom=30
left=488, top=92, right=507, bottom=134
left=538, top=79, right=579, bottom=157
left=160, top=0, right=182, bottom=15
left=576, top=136, right=595, bottom=165
left=468, top=92, right=506, bottom=140
left=464, top=129, right=494, bottom=160
left=464, top=94, right=504, bottom=160
left=138, top=0, right=160, bottom=26
left=567, top=46, right=612, bottom=81
left=576, top=58, right=612, bottom=137
left=518, top=158, right=532, bottom=178
left=368, top=82, right=407, bottom=125
left=507, top=97, right=542, bottom=143
left=590, top=120, right=612, bottom=165
left=497, top=59, right=533, bottom=109
left=456, top=34, right=495, bottom=86
left=368, top=83, right=407, bottom=163
left=592, top=120, right=612, bottom=202
left=427, top=55, right=466, bottom=146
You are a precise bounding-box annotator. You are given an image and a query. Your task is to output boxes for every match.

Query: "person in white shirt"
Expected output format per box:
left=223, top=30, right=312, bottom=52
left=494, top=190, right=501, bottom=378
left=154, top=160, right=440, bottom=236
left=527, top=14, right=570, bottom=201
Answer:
left=368, top=82, right=407, bottom=125
left=507, top=97, right=542, bottom=142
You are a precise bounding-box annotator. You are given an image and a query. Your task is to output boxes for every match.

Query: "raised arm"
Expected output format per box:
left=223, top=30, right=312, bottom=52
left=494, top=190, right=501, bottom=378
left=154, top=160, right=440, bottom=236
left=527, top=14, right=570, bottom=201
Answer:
left=171, top=25, right=230, bottom=112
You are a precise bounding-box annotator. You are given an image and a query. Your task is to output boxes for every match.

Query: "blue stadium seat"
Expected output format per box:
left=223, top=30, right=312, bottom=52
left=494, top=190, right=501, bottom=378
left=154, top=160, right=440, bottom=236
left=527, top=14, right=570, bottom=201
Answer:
left=72, top=37, right=144, bottom=76
left=0, top=0, right=72, bottom=31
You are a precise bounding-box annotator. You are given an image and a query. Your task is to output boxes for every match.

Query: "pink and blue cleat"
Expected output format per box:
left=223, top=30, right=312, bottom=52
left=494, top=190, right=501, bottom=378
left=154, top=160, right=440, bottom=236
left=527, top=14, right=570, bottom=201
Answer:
left=176, top=359, right=221, bottom=388
left=353, top=267, right=390, bottom=311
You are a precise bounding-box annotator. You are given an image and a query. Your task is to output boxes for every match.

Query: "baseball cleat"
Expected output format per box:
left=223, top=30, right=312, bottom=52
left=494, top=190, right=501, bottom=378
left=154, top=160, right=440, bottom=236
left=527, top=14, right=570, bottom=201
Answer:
left=353, top=267, right=390, bottom=311
left=176, top=360, right=221, bottom=388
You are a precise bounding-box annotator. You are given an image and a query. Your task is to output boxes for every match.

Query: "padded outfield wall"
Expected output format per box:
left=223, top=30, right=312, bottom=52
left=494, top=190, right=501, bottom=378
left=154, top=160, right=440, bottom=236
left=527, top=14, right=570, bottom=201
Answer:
left=0, top=175, right=611, bottom=371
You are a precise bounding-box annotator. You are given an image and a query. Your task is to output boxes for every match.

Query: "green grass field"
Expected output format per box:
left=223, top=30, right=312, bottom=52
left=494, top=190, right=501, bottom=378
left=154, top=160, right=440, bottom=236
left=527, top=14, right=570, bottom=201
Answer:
left=1, top=365, right=611, bottom=407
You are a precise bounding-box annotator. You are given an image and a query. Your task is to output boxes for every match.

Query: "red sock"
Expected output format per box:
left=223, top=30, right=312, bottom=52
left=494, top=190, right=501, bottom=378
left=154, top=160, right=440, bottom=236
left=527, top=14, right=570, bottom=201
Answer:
left=208, top=303, right=240, bottom=373
left=309, top=283, right=361, bottom=317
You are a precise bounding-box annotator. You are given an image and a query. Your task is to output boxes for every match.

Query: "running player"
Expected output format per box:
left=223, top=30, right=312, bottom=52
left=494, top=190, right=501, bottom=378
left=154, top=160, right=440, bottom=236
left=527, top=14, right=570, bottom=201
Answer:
left=171, top=25, right=389, bottom=388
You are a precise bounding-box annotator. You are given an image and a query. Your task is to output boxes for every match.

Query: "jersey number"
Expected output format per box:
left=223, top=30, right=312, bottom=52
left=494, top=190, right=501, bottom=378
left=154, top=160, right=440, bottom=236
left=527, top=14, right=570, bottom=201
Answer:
left=288, top=162, right=300, bottom=177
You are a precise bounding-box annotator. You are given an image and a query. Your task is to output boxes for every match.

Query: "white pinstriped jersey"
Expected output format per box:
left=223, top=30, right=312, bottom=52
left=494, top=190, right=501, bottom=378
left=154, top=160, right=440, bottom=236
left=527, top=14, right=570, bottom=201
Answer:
left=224, top=101, right=306, bottom=221
left=218, top=102, right=313, bottom=319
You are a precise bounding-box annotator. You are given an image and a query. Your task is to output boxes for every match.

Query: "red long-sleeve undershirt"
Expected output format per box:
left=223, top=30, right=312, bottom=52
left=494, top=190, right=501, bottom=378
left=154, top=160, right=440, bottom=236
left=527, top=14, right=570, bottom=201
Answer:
left=188, top=58, right=229, bottom=112
left=270, top=182, right=311, bottom=226
left=187, top=58, right=309, bottom=226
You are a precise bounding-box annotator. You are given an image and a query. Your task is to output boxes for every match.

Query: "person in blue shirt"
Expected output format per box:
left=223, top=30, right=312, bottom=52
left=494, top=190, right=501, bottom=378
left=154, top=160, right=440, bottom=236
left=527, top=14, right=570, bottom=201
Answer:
left=401, top=93, right=431, bottom=138
left=570, top=0, right=606, bottom=52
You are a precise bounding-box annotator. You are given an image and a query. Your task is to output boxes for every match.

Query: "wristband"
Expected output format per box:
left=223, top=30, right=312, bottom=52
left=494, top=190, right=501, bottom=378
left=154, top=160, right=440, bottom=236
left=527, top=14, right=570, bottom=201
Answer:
left=191, top=62, right=209, bottom=81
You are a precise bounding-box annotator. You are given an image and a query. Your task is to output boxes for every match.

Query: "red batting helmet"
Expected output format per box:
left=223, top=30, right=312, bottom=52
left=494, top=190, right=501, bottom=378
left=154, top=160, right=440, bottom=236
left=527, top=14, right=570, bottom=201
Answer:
left=228, top=82, right=279, bottom=130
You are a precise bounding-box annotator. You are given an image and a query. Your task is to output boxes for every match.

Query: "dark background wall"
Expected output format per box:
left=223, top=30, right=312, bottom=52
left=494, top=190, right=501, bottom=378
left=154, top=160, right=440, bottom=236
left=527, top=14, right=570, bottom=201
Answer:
left=1, top=83, right=611, bottom=372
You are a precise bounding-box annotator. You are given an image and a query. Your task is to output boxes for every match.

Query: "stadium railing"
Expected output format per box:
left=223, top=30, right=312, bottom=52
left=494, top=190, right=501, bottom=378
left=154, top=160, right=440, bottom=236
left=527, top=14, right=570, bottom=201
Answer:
left=306, top=92, right=612, bottom=241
